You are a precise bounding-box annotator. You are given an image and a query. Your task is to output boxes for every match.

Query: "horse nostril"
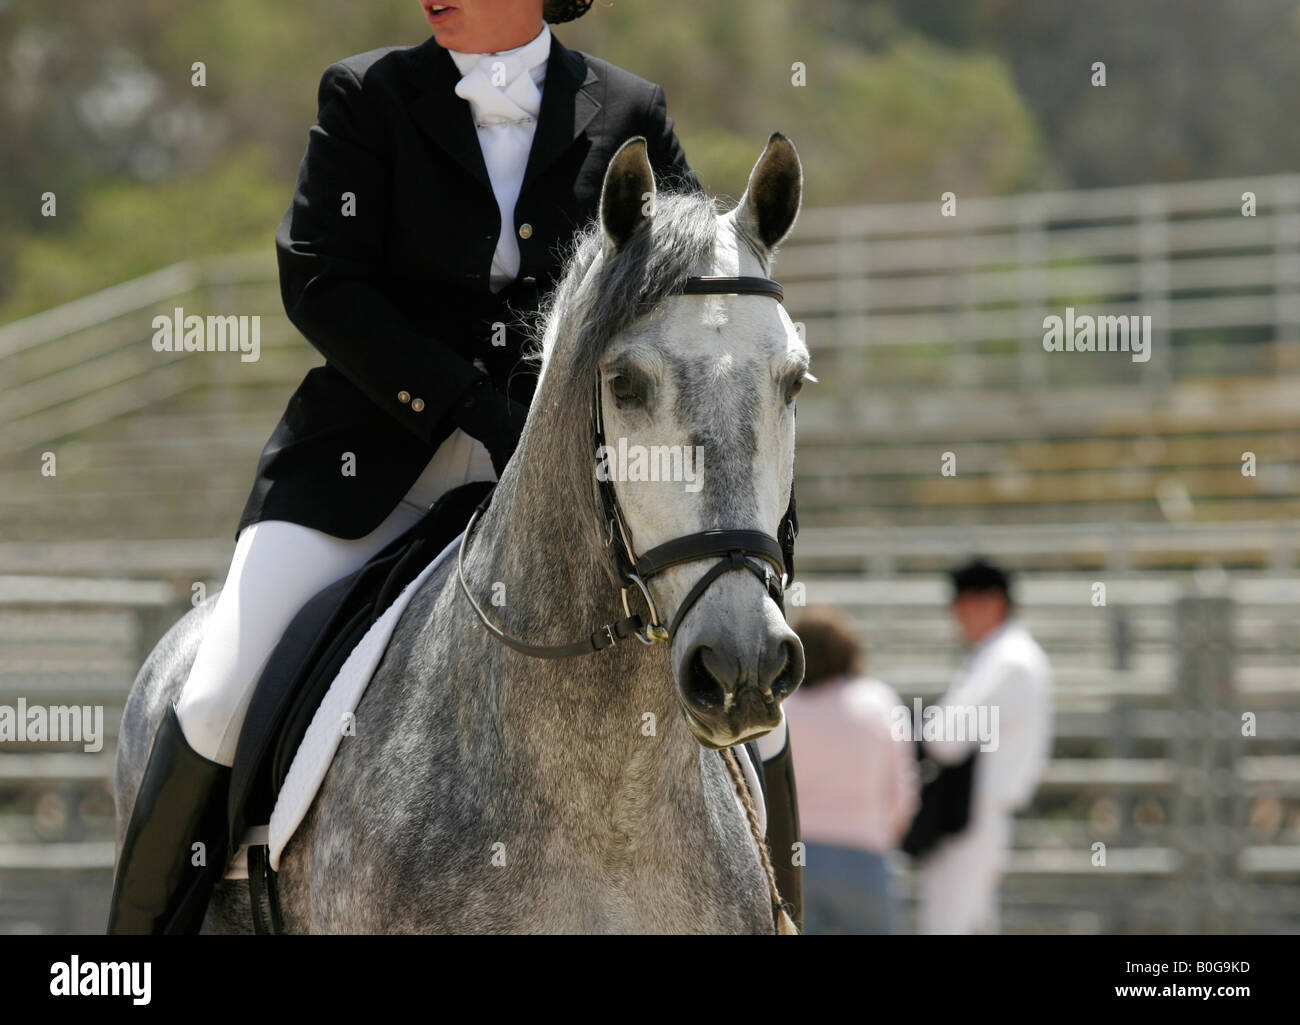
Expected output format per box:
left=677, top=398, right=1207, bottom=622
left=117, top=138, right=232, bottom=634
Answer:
left=769, top=640, right=801, bottom=700
left=684, top=646, right=727, bottom=710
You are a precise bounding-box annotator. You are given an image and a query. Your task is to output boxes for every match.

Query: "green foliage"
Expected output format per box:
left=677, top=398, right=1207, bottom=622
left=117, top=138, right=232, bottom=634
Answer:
left=3, top=150, right=282, bottom=319
left=918, top=0, right=1300, bottom=188
left=14, top=0, right=1296, bottom=322
left=0, top=0, right=422, bottom=317
left=564, top=0, right=1042, bottom=205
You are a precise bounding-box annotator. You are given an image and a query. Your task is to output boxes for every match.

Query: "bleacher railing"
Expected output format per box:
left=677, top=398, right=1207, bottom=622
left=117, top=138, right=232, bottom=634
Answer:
left=780, top=172, right=1300, bottom=400
left=4, top=174, right=1300, bottom=450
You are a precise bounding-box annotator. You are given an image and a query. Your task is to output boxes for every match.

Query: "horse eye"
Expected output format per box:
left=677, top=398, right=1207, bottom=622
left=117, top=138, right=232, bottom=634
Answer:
left=610, top=375, right=637, bottom=401
left=786, top=376, right=804, bottom=402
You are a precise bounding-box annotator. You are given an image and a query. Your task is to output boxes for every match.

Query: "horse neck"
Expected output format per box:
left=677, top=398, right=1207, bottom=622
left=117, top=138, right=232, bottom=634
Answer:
left=476, top=431, right=607, bottom=646
left=458, top=393, right=702, bottom=799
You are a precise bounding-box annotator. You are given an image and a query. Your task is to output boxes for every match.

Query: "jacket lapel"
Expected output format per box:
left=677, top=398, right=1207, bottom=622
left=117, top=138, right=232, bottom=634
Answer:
left=521, top=35, right=601, bottom=194
left=402, top=33, right=601, bottom=197
left=404, top=36, right=493, bottom=194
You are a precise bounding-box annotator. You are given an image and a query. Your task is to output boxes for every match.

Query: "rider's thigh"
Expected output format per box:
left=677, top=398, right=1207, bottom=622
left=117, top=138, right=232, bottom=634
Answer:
left=174, top=503, right=423, bottom=765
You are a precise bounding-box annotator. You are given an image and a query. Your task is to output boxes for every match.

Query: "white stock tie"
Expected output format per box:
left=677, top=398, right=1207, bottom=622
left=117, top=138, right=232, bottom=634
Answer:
left=454, top=56, right=544, bottom=291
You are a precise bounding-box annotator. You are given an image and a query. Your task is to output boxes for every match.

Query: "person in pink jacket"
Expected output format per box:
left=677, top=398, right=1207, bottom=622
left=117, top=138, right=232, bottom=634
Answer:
left=784, top=605, right=919, bottom=934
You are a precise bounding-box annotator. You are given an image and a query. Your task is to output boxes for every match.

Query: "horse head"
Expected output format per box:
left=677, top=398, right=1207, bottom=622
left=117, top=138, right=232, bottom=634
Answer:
left=591, top=133, right=809, bottom=748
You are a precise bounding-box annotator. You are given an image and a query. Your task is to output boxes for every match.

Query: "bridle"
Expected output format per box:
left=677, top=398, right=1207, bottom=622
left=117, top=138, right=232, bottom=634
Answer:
left=457, top=274, right=799, bottom=660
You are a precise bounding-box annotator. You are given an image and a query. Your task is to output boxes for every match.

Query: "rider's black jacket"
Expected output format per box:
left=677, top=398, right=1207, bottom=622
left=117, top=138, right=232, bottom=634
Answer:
left=239, top=32, right=699, bottom=539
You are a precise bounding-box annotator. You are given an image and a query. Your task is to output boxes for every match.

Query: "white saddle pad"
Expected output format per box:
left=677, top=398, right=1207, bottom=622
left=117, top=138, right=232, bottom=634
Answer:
left=225, top=532, right=463, bottom=875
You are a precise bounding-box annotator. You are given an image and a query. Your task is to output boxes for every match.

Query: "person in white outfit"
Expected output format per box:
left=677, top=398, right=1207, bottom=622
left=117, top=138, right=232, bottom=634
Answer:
left=918, top=558, right=1053, bottom=934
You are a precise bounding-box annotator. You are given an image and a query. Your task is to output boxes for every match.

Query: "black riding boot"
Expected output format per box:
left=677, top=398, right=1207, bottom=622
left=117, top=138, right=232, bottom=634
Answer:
left=761, top=734, right=803, bottom=933
left=107, top=703, right=232, bottom=934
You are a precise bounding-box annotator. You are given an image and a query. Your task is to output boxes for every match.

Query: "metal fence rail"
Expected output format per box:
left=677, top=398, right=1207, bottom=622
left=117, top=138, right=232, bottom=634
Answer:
left=780, top=172, right=1300, bottom=392
left=2, top=175, right=1299, bottom=931
left=2, top=178, right=1299, bottom=538
left=1, top=564, right=1296, bottom=933
left=3, top=175, right=1300, bottom=450
left=803, top=576, right=1300, bottom=934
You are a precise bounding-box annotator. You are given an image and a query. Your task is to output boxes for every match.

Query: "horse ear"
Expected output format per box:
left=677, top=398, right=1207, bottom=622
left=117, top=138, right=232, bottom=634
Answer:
left=600, top=136, right=655, bottom=254
left=734, top=132, right=802, bottom=252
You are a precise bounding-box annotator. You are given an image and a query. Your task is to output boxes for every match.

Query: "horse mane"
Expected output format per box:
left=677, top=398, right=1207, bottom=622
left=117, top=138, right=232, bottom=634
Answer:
left=514, top=189, right=735, bottom=588
left=524, top=189, right=725, bottom=370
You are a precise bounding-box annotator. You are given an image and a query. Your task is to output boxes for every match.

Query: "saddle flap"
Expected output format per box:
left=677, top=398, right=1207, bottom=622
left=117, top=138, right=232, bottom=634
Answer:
left=225, top=481, right=496, bottom=851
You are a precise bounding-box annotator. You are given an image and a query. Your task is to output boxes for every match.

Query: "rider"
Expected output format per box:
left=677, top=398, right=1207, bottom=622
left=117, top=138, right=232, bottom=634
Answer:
left=109, top=0, right=802, bottom=933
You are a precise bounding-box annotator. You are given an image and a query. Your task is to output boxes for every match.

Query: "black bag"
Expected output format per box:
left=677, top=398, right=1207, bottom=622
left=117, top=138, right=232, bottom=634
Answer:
left=900, top=740, right=977, bottom=860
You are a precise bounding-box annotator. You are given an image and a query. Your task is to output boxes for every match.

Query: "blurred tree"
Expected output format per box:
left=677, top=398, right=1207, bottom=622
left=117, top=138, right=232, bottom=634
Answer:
left=0, top=0, right=422, bottom=314
left=10, top=149, right=283, bottom=314
left=0, top=0, right=1121, bottom=320
left=562, top=0, right=1042, bottom=206
left=878, top=0, right=1300, bottom=187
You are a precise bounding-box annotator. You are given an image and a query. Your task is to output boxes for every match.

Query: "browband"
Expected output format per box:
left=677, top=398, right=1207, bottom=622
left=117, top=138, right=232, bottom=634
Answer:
left=679, top=276, right=785, bottom=303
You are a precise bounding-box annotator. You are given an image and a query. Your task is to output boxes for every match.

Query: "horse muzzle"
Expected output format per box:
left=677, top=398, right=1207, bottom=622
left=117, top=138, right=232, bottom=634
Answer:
left=672, top=590, right=804, bottom=749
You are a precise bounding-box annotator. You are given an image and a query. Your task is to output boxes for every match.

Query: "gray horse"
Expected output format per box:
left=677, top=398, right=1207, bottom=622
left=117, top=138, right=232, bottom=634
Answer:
left=116, top=132, right=810, bottom=933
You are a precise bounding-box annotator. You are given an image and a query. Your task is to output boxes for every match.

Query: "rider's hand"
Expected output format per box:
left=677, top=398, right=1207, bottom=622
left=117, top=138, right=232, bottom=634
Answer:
left=451, top=376, right=527, bottom=477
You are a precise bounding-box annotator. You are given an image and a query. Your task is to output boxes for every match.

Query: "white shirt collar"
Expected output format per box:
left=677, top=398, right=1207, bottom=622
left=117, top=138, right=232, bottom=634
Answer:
left=447, top=23, right=552, bottom=83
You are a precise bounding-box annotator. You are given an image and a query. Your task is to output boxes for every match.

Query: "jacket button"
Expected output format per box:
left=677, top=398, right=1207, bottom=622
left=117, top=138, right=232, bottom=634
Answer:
left=411, top=398, right=425, bottom=412
left=518, top=223, right=533, bottom=239
left=521, top=275, right=537, bottom=286
left=397, top=391, right=411, bottom=404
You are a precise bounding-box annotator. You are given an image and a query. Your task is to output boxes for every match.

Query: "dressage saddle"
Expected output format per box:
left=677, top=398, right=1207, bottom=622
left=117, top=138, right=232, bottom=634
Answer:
left=226, top=480, right=497, bottom=854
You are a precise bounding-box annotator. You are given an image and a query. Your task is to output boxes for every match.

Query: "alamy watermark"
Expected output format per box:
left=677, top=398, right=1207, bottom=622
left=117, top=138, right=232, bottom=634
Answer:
left=50, top=957, right=150, bottom=1005
left=152, top=306, right=260, bottom=362
left=890, top=698, right=1000, bottom=752
left=1042, top=307, right=1152, bottom=363
left=596, top=438, right=704, bottom=493
left=0, top=698, right=104, bottom=753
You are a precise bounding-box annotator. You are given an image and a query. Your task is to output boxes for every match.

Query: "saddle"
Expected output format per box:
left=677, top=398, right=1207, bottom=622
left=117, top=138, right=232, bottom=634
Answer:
left=226, top=481, right=496, bottom=861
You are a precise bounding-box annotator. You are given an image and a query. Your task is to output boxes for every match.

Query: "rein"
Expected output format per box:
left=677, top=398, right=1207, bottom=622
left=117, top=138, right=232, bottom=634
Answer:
left=456, top=274, right=798, bottom=659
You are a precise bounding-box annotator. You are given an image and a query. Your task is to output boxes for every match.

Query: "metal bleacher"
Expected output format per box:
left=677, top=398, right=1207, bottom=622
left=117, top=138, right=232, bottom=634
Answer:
left=2, top=175, right=1299, bottom=932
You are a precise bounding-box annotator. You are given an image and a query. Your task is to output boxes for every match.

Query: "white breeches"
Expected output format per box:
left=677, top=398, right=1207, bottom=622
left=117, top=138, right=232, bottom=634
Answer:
left=917, top=812, right=1011, bottom=935
left=175, top=429, right=496, bottom=765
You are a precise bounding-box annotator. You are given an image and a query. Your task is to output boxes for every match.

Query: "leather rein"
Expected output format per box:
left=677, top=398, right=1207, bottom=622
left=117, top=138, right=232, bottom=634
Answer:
left=457, top=275, right=798, bottom=659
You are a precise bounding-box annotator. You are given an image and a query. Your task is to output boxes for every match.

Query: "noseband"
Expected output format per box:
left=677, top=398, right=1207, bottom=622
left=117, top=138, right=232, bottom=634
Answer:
left=457, top=275, right=798, bottom=660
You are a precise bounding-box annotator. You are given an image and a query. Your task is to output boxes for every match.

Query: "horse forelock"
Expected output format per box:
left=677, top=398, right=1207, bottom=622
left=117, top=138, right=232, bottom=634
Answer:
left=525, top=189, right=727, bottom=375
